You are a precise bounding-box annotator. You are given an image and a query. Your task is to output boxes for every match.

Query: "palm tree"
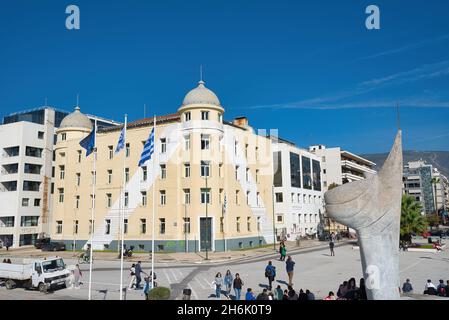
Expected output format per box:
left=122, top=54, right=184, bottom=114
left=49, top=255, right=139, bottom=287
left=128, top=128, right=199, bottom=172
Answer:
left=401, top=194, right=427, bottom=243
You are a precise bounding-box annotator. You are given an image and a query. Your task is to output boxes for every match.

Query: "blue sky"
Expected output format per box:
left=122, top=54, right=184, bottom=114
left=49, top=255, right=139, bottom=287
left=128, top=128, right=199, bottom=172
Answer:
left=1, top=0, right=448, bottom=153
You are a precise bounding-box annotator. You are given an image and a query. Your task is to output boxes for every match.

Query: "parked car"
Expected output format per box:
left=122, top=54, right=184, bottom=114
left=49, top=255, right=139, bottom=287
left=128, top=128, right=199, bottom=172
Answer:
left=41, top=242, right=66, bottom=252
left=34, top=237, right=51, bottom=249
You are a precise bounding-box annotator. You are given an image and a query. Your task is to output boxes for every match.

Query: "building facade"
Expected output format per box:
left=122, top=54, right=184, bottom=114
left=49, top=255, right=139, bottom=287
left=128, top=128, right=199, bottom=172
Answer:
left=0, top=107, right=119, bottom=248
left=272, top=137, right=324, bottom=241
left=50, top=81, right=275, bottom=252
left=403, top=160, right=448, bottom=215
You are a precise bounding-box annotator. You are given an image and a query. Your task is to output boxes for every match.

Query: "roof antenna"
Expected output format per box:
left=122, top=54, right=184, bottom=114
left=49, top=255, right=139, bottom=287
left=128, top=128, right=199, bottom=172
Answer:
left=396, top=102, right=401, bottom=130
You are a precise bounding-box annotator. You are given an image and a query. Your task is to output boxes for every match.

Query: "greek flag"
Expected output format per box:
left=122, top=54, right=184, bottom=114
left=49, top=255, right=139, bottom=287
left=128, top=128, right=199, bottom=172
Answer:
left=115, top=126, right=125, bottom=154
left=138, top=128, right=155, bottom=167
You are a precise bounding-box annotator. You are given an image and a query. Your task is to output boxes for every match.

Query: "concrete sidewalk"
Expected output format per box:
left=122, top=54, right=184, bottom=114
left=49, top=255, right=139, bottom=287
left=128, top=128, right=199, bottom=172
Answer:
left=0, top=239, right=351, bottom=266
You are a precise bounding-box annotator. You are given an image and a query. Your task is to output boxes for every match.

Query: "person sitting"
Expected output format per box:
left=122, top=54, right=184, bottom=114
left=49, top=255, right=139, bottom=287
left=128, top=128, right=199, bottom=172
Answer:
left=306, top=289, right=315, bottom=300
left=324, top=291, right=336, bottom=300
left=256, top=289, right=269, bottom=300
left=402, top=279, right=413, bottom=293
left=245, top=288, right=256, bottom=300
left=424, top=279, right=437, bottom=295
left=436, top=279, right=446, bottom=297
left=298, top=289, right=308, bottom=301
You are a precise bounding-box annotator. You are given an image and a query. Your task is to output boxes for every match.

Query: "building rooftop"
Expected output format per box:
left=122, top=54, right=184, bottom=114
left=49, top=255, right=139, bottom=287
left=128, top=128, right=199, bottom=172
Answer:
left=340, top=150, right=376, bottom=167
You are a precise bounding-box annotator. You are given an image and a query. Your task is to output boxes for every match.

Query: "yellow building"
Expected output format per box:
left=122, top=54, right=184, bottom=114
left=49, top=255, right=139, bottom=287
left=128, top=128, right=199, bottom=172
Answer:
left=51, top=81, right=275, bottom=252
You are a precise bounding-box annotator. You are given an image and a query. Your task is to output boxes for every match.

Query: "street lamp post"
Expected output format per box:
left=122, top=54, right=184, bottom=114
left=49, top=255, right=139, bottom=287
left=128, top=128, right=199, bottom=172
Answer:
left=272, top=185, right=276, bottom=251
left=205, top=176, right=209, bottom=260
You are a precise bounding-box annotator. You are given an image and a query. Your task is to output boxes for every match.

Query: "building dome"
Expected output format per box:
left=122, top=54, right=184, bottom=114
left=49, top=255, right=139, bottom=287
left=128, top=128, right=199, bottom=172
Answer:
left=59, top=106, right=93, bottom=130
left=182, top=81, right=221, bottom=107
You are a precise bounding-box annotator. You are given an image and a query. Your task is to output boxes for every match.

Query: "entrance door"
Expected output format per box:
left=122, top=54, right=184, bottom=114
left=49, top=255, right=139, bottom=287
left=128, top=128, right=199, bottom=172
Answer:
left=200, top=217, right=212, bottom=251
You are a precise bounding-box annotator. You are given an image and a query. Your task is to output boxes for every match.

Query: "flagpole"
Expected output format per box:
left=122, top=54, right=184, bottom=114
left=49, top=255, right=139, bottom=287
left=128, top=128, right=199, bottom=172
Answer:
left=151, top=115, right=156, bottom=289
left=88, top=119, right=97, bottom=301
left=119, top=115, right=127, bottom=300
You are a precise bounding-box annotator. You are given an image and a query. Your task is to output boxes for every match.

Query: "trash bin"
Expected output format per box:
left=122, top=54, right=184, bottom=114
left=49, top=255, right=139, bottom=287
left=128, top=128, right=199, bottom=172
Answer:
left=182, top=288, right=192, bottom=300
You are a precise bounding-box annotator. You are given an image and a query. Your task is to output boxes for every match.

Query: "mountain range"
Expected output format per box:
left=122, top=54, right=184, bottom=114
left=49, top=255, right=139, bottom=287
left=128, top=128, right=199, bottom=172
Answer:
left=361, top=151, right=449, bottom=177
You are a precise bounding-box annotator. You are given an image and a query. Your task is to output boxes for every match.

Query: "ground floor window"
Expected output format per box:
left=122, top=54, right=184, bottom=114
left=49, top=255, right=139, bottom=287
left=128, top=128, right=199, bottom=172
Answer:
left=19, top=233, right=38, bottom=246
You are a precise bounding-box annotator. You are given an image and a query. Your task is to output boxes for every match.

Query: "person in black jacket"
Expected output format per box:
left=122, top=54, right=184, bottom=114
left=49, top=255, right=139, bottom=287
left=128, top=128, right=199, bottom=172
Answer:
left=298, top=289, right=308, bottom=301
left=233, top=273, right=244, bottom=300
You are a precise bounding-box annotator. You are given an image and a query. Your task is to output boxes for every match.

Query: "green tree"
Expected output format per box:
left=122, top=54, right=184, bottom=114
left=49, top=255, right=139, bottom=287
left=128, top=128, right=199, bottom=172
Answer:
left=426, top=214, right=440, bottom=230
left=401, top=194, right=427, bottom=242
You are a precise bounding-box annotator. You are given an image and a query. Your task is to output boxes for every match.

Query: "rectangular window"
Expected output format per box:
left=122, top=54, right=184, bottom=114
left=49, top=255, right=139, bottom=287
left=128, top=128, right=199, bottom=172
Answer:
left=184, top=112, right=191, bottom=122
left=184, top=135, right=190, bottom=151
left=201, top=110, right=209, bottom=120
left=277, top=215, right=283, bottom=223
left=106, top=193, right=112, bottom=208
left=142, top=166, right=147, bottom=181
left=201, top=188, right=211, bottom=204
left=140, top=219, right=147, bottom=234
left=275, top=192, right=283, bottom=203
left=160, top=190, right=166, bottom=205
left=257, top=217, right=261, bottom=231
left=125, top=143, right=130, bottom=157
left=291, top=193, right=295, bottom=203
left=89, top=220, right=94, bottom=234
left=256, top=192, right=260, bottom=206
left=220, top=217, right=224, bottom=233
left=58, top=188, right=64, bottom=203
left=247, top=217, right=251, bottom=232
left=76, top=173, right=81, bottom=186
left=183, top=217, right=191, bottom=234
left=200, top=161, right=210, bottom=177
left=91, top=171, right=96, bottom=185
left=90, top=194, right=96, bottom=208
left=74, top=220, right=79, bottom=234
left=184, top=163, right=190, bottom=178
left=235, top=165, right=239, bottom=180
left=159, top=218, right=166, bottom=234
left=201, top=134, right=210, bottom=150
left=52, top=166, right=55, bottom=178
left=77, top=150, right=82, bottom=163
left=302, top=156, right=312, bottom=190
left=234, top=141, right=238, bottom=155
left=75, top=195, right=80, bottom=209
left=56, top=221, right=63, bottom=234
left=290, top=152, right=301, bottom=188
left=246, top=191, right=250, bottom=205
left=59, top=165, right=65, bottom=180
left=219, top=189, right=224, bottom=204
left=141, top=191, right=147, bottom=206
left=312, top=159, right=322, bottom=191
left=124, top=192, right=129, bottom=207
left=219, top=163, right=223, bottom=178
left=107, top=170, right=113, bottom=184
left=108, top=146, right=113, bottom=159
left=160, top=138, right=166, bottom=154
left=245, top=144, right=249, bottom=158
left=20, top=216, right=39, bottom=227
left=183, top=189, right=190, bottom=204
left=236, top=217, right=241, bottom=232
left=273, top=151, right=283, bottom=187
left=160, top=164, right=167, bottom=179
left=255, top=147, right=259, bottom=161
left=256, top=169, right=259, bottom=183
left=105, top=219, right=111, bottom=235
left=38, top=131, right=44, bottom=139
left=124, top=219, right=128, bottom=234
left=34, top=198, right=41, bottom=207
left=235, top=190, right=240, bottom=205
left=22, top=198, right=29, bottom=207
left=246, top=168, right=250, bottom=182
left=125, top=168, right=129, bottom=183
left=61, top=133, right=67, bottom=141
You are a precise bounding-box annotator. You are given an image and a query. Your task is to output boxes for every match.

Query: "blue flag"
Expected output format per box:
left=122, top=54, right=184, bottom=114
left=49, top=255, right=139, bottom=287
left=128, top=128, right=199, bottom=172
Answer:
left=115, top=126, right=125, bottom=154
left=80, top=128, right=95, bottom=157
left=138, top=128, right=155, bottom=167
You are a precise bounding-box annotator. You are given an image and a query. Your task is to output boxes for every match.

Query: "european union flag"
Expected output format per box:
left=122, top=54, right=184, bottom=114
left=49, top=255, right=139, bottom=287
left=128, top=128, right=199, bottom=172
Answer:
left=80, top=128, right=96, bottom=157
left=115, top=126, right=125, bottom=154
left=138, top=128, right=155, bottom=167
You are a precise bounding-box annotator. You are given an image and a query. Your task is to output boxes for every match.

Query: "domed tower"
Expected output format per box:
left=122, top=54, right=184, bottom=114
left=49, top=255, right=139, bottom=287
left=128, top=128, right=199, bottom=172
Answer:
left=56, top=106, right=93, bottom=142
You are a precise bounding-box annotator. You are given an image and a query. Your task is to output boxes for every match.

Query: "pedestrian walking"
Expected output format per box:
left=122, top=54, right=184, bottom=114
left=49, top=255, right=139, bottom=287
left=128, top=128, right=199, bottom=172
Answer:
left=134, top=261, right=147, bottom=289
left=329, top=240, right=335, bottom=256
left=5, top=239, right=11, bottom=251
left=73, top=264, right=83, bottom=289
left=285, top=255, right=295, bottom=286
left=213, top=272, right=223, bottom=298
left=279, top=243, right=287, bottom=261
left=233, top=273, right=244, bottom=300
left=224, top=270, right=233, bottom=297
left=142, top=277, right=152, bottom=300
left=264, top=261, right=276, bottom=290
left=128, top=263, right=136, bottom=289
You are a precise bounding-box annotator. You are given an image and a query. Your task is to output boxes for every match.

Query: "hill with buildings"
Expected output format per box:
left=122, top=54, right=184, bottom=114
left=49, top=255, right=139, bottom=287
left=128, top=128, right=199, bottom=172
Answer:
left=362, top=151, right=449, bottom=177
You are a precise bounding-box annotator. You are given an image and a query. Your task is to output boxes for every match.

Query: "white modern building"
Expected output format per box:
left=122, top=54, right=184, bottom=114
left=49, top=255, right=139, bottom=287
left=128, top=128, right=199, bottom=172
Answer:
left=271, top=136, right=324, bottom=241
left=309, top=145, right=376, bottom=191
left=0, top=107, right=119, bottom=248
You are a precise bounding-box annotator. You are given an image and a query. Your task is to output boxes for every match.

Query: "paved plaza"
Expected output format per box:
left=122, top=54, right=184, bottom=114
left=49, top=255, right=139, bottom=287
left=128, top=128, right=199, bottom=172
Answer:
left=1, top=242, right=448, bottom=300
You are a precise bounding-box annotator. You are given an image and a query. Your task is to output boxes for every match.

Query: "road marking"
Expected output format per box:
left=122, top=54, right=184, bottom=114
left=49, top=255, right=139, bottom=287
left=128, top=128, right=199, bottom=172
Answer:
left=203, top=277, right=213, bottom=289
left=400, top=259, right=423, bottom=274
left=163, top=268, right=172, bottom=284
left=194, top=277, right=206, bottom=289
left=176, top=269, right=183, bottom=278
left=169, top=269, right=178, bottom=282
